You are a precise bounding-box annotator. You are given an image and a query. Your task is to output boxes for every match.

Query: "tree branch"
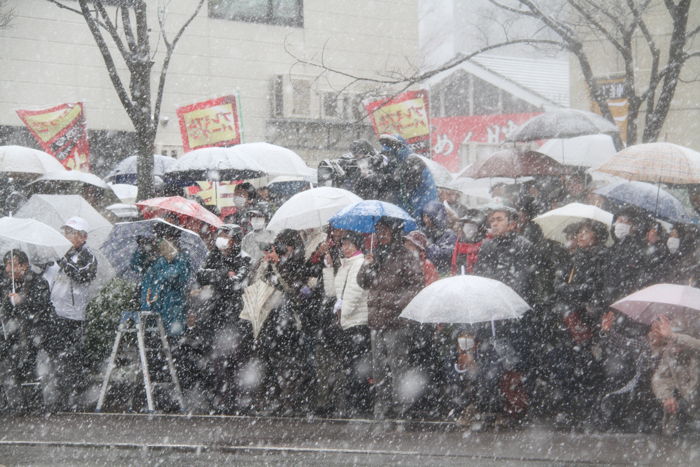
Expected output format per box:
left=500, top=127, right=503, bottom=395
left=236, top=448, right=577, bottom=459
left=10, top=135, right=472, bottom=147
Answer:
left=153, top=0, right=204, bottom=126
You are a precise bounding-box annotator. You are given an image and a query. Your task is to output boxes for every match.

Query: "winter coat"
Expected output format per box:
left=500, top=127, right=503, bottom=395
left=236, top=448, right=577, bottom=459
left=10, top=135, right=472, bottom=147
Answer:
left=357, top=242, right=423, bottom=330
left=197, top=248, right=251, bottom=319
left=46, top=244, right=97, bottom=321
left=522, top=222, right=570, bottom=306
left=451, top=241, right=482, bottom=275
left=133, top=250, right=192, bottom=336
left=555, top=244, right=607, bottom=325
left=323, top=253, right=368, bottom=329
left=0, top=271, right=55, bottom=379
left=604, top=234, right=647, bottom=303
left=473, top=232, right=535, bottom=304
left=422, top=201, right=458, bottom=274
left=652, top=337, right=700, bottom=408
left=639, top=243, right=671, bottom=288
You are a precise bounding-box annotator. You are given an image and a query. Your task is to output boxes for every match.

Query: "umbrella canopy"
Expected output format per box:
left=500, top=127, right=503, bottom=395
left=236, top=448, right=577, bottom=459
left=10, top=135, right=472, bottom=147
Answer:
left=109, top=183, right=138, bottom=204
left=506, top=109, right=619, bottom=142
left=266, top=187, right=362, bottom=232
left=594, top=180, right=697, bottom=224
left=232, top=142, right=314, bottom=178
left=595, top=142, right=700, bottom=185
left=611, top=283, right=700, bottom=326
left=105, top=203, right=139, bottom=220
left=164, top=147, right=264, bottom=184
left=416, top=155, right=454, bottom=187
left=533, top=202, right=614, bottom=246
left=539, top=134, right=617, bottom=167
left=28, top=170, right=108, bottom=189
left=15, top=194, right=114, bottom=249
left=0, top=145, right=66, bottom=176
left=106, top=154, right=176, bottom=183
left=329, top=200, right=417, bottom=233
left=462, top=149, right=570, bottom=179
left=136, top=196, right=223, bottom=229
left=0, top=217, right=72, bottom=264
left=100, top=218, right=208, bottom=283
left=400, top=275, right=529, bottom=324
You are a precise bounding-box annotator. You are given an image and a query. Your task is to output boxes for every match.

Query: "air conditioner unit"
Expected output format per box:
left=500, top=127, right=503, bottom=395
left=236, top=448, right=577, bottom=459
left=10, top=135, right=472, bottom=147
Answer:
left=156, top=143, right=182, bottom=158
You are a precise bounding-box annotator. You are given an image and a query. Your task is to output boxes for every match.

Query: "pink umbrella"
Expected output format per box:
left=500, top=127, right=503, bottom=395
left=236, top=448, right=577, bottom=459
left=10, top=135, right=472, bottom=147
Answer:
left=610, top=283, right=700, bottom=326
left=136, top=196, right=223, bottom=229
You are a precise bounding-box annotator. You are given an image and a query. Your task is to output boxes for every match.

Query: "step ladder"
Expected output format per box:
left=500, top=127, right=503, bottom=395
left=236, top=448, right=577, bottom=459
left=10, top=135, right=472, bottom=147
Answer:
left=96, top=311, right=185, bottom=413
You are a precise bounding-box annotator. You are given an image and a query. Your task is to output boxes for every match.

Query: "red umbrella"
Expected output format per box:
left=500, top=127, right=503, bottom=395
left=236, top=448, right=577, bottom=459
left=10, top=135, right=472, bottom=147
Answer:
left=462, top=149, right=571, bottom=179
left=136, top=196, right=223, bottom=229
left=610, top=283, right=700, bottom=326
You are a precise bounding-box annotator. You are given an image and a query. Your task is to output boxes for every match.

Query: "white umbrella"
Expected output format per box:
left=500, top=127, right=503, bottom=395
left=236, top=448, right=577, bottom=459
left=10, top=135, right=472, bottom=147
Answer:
left=15, top=194, right=113, bottom=249
left=539, top=134, right=617, bottom=167
left=266, top=187, right=362, bottom=232
left=232, top=142, right=314, bottom=178
left=595, top=142, right=700, bottom=185
left=106, top=154, right=176, bottom=182
left=105, top=203, right=139, bottom=220
left=109, top=183, right=138, bottom=204
left=415, top=155, right=454, bottom=187
left=28, top=170, right=108, bottom=189
left=533, top=202, right=614, bottom=246
left=166, top=146, right=264, bottom=181
left=0, top=145, right=65, bottom=175
left=0, top=217, right=71, bottom=264
left=400, top=275, right=529, bottom=325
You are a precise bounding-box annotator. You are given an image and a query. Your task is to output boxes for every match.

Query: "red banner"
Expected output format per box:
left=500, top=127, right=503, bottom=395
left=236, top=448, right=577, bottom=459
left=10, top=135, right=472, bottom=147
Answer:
left=176, top=95, right=241, bottom=153
left=430, top=113, right=541, bottom=171
left=365, top=90, right=430, bottom=153
left=16, top=102, right=90, bottom=171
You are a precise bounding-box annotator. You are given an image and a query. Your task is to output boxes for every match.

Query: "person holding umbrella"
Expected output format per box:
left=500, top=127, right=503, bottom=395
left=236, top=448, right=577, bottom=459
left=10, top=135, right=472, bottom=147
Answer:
left=357, top=216, right=424, bottom=420
left=603, top=207, right=649, bottom=303
left=44, top=216, right=97, bottom=411
left=0, top=249, right=55, bottom=412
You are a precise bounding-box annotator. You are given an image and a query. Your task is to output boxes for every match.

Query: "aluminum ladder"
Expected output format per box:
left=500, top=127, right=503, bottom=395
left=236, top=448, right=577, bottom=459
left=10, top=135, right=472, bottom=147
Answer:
left=96, top=311, right=185, bottom=413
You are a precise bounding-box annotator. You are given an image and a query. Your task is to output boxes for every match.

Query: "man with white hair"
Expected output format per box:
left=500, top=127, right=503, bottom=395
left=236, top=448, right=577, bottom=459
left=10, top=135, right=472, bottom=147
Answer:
left=45, top=216, right=98, bottom=410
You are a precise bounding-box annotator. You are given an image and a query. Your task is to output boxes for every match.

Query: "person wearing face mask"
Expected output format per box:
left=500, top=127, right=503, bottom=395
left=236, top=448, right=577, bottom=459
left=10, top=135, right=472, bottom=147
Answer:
left=451, top=210, right=487, bottom=275
left=603, top=207, right=648, bottom=303
left=638, top=221, right=672, bottom=288
left=403, top=230, right=439, bottom=286
left=225, top=182, right=258, bottom=233
left=241, top=209, right=276, bottom=265
left=420, top=201, right=457, bottom=275
left=190, top=224, right=252, bottom=413
left=665, top=224, right=700, bottom=285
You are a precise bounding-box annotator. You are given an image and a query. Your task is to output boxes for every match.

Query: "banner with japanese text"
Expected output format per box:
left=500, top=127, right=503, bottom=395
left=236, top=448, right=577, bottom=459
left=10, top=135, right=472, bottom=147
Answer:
left=16, top=102, right=90, bottom=171
left=176, top=95, right=241, bottom=153
left=365, top=90, right=430, bottom=154
left=430, top=113, right=541, bottom=171
left=591, top=75, right=628, bottom=143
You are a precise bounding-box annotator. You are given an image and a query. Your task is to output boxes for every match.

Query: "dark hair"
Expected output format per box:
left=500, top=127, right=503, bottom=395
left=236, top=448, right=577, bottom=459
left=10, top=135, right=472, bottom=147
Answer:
left=4, top=249, right=29, bottom=266
left=489, top=206, right=519, bottom=223
left=341, top=231, right=364, bottom=249
left=236, top=182, right=257, bottom=200
left=577, top=220, right=609, bottom=244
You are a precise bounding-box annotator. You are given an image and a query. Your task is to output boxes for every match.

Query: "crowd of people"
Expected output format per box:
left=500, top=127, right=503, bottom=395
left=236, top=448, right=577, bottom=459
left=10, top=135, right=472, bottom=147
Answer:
left=2, top=135, right=700, bottom=437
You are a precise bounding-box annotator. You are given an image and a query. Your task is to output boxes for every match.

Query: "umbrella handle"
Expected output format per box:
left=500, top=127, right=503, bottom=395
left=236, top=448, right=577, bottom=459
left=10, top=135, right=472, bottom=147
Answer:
left=491, top=319, right=496, bottom=337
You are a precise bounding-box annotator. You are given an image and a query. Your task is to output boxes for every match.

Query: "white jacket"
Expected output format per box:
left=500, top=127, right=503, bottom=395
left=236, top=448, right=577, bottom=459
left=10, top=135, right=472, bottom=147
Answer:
left=323, top=253, right=368, bottom=330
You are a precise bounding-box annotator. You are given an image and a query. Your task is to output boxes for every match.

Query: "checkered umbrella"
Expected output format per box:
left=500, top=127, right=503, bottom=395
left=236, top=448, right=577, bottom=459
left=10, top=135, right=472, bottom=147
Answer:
left=595, top=142, right=700, bottom=185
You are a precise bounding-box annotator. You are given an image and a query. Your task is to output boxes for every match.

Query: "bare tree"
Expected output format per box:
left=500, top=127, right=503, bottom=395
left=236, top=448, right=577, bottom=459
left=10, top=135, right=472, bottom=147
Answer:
left=47, top=0, right=205, bottom=199
left=292, top=0, right=699, bottom=146
left=0, top=0, right=15, bottom=29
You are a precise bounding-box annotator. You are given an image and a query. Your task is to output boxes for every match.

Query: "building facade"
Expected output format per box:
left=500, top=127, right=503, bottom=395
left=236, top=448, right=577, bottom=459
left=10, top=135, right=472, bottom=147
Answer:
left=0, top=0, right=419, bottom=174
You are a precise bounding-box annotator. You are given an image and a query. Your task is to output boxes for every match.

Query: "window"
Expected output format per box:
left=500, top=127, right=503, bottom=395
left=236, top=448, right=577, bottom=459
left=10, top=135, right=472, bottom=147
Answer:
left=322, top=93, right=339, bottom=119
left=291, top=79, right=311, bottom=116
left=209, top=0, right=303, bottom=27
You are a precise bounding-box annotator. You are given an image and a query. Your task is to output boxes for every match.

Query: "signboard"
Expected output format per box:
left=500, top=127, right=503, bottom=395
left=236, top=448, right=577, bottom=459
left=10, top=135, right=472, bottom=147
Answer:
left=592, top=75, right=628, bottom=143
left=16, top=102, right=90, bottom=171
left=365, top=90, right=430, bottom=154
left=176, top=95, right=241, bottom=153
left=430, top=113, right=541, bottom=171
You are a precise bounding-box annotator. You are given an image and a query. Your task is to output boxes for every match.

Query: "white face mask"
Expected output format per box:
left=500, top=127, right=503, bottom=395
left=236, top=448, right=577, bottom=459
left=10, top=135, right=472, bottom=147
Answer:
left=458, top=337, right=474, bottom=350
left=250, top=217, right=266, bottom=231
left=215, top=236, right=230, bottom=251
left=667, top=237, right=680, bottom=253
left=614, top=222, right=631, bottom=240
left=564, top=239, right=575, bottom=249
left=461, top=223, right=478, bottom=242
left=233, top=196, right=247, bottom=208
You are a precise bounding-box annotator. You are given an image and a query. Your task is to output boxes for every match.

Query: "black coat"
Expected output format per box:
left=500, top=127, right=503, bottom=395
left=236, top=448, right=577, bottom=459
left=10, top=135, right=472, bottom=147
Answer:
left=604, top=234, right=647, bottom=303
left=474, top=232, right=535, bottom=304
left=0, top=271, right=55, bottom=380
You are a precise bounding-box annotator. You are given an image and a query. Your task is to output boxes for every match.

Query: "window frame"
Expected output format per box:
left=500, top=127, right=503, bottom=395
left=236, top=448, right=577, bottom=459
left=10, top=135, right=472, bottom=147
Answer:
left=208, top=0, right=304, bottom=28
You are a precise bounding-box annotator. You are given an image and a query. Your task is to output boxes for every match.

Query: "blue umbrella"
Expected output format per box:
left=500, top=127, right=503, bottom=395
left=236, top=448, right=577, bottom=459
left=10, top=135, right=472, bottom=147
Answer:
left=595, top=181, right=698, bottom=224
left=328, top=200, right=418, bottom=233
left=100, top=218, right=208, bottom=283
